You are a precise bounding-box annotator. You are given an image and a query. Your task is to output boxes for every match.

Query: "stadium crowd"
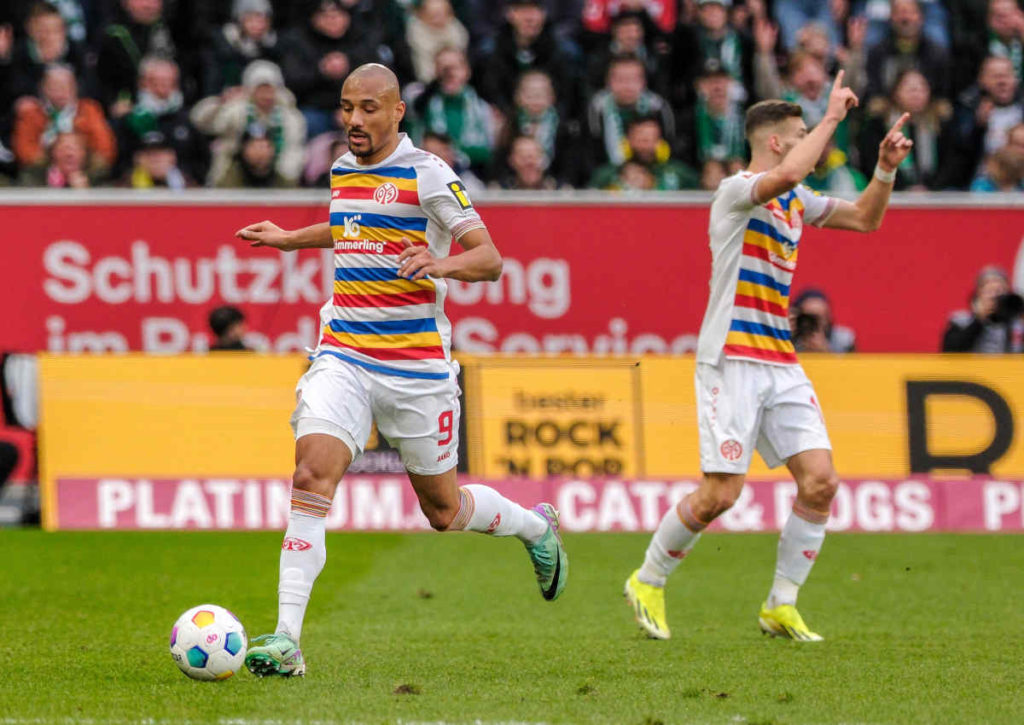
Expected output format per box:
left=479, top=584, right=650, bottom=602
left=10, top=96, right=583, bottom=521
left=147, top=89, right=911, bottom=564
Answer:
left=0, top=0, right=1022, bottom=192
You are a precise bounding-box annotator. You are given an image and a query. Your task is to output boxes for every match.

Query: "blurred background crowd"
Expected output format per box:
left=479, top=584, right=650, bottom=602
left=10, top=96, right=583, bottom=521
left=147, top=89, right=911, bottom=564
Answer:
left=0, top=0, right=1022, bottom=192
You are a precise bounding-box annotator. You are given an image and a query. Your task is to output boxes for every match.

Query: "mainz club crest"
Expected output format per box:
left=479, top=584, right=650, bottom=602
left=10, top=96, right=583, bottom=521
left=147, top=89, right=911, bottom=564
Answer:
left=720, top=439, right=743, bottom=461
left=373, top=182, right=399, bottom=204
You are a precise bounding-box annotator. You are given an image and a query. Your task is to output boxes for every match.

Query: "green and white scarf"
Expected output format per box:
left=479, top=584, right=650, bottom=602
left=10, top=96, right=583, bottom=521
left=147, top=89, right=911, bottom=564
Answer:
left=246, top=103, right=285, bottom=156
left=695, top=97, right=745, bottom=163
left=424, top=86, right=492, bottom=151
left=990, top=32, right=1024, bottom=81
left=41, top=100, right=77, bottom=148
left=516, top=106, right=559, bottom=159
left=598, top=90, right=662, bottom=165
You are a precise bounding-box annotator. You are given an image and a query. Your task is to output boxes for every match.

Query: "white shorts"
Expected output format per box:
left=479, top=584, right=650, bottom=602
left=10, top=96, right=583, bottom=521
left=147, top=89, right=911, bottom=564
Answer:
left=696, top=358, right=831, bottom=474
left=290, top=353, right=461, bottom=476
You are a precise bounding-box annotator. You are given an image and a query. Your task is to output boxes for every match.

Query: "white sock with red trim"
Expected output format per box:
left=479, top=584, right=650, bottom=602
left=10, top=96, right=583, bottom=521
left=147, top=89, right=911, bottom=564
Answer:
left=448, top=484, right=547, bottom=544
left=275, top=489, right=330, bottom=643
left=637, top=494, right=707, bottom=587
left=767, top=503, right=828, bottom=608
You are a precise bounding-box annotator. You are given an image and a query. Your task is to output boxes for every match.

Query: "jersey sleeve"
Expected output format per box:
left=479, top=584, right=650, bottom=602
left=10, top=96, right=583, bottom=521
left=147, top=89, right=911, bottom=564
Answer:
left=796, top=184, right=839, bottom=227
left=418, top=156, right=486, bottom=240
left=716, top=172, right=765, bottom=213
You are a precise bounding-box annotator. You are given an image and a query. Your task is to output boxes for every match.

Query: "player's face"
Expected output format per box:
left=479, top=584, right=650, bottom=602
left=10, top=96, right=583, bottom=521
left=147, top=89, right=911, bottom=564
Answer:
left=775, top=117, right=808, bottom=158
left=340, top=77, right=405, bottom=159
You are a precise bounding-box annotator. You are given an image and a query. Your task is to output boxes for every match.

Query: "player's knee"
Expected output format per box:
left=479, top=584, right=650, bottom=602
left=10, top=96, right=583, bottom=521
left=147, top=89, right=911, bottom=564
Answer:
left=801, top=470, right=840, bottom=509
left=292, top=462, right=331, bottom=497
left=421, top=501, right=457, bottom=531
left=692, top=488, right=740, bottom=522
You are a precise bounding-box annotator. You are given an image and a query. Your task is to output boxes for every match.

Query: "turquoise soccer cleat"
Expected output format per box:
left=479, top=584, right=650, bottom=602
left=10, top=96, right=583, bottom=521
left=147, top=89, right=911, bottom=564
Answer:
left=244, top=633, right=306, bottom=677
left=525, top=503, right=568, bottom=601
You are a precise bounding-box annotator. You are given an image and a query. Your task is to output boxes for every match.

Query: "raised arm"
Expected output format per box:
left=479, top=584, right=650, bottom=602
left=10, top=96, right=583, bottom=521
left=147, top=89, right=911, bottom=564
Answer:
left=823, top=112, right=914, bottom=233
left=235, top=221, right=334, bottom=251
left=397, top=227, right=502, bottom=283
left=753, top=71, right=859, bottom=203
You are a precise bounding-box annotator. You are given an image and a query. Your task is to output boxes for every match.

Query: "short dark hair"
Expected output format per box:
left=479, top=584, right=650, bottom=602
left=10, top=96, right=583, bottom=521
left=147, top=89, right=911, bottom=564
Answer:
left=744, top=100, right=803, bottom=139
left=625, top=115, right=662, bottom=135
left=607, top=53, right=645, bottom=75
left=209, top=306, right=245, bottom=337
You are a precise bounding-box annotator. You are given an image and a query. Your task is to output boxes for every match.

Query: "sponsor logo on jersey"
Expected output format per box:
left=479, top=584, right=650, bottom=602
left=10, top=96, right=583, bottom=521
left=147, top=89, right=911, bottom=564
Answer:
left=282, top=537, right=312, bottom=551
left=373, top=183, right=399, bottom=205
left=341, top=214, right=362, bottom=238
left=486, top=513, right=502, bottom=533
left=447, top=181, right=473, bottom=210
left=720, top=439, right=743, bottom=461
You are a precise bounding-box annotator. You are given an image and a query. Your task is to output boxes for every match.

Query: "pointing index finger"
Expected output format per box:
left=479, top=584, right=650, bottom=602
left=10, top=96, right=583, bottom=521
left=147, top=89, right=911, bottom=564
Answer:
left=891, top=112, right=911, bottom=135
left=831, top=69, right=845, bottom=92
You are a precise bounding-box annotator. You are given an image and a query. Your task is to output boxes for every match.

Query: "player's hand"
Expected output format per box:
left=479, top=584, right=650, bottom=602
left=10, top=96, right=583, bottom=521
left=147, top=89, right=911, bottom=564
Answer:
left=397, top=238, right=448, bottom=281
left=236, top=220, right=293, bottom=250
left=877, top=112, right=914, bottom=172
left=824, top=70, right=859, bottom=123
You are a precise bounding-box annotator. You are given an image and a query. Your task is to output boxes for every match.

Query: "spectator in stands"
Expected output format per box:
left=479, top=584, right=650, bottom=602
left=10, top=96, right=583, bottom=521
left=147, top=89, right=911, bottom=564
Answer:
left=865, top=0, right=951, bottom=101
left=280, top=0, right=370, bottom=138
left=805, top=138, right=867, bottom=194
left=468, top=0, right=584, bottom=64
left=493, top=134, right=563, bottom=189
left=191, top=60, right=305, bottom=187
left=310, top=136, right=348, bottom=187
left=1005, top=121, right=1024, bottom=154
left=860, top=68, right=955, bottom=189
left=943, top=266, right=1024, bottom=352
left=96, top=0, right=177, bottom=114
left=421, top=130, right=486, bottom=191
left=8, top=2, right=89, bottom=102
left=690, top=58, right=745, bottom=166
left=700, top=158, right=729, bottom=190
left=12, top=65, right=116, bottom=176
left=118, top=129, right=194, bottom=189
left=771, top=0, right=841, bottom=51
left=201, top=0, right=280, bottom=97
left=0, top=22, right=12, bottom=117
left=587, top=54, right=674, bottom=167
left=971, top=146, right=1024, bottom=190
left=121, top=56, right=206, bottom=179
left=671, top=0, right=754, bottom=108
left=506, top=69, right=580, bottom=184
left=215, top=127, right=295, bottom=187
left=409, top=47, right=496, bottom=174
left=208, top=306, right=250, bottom=350
left=303, top=108, right=347, bottom=186
left=754, top=15, right=869, bottom=99
left=790, top=289, right=857, bottom=353
left=986, top=0, right=1024, bottom=82
left=581, top=0, right=677, bottom=37
left=407, top=0, right=470, bottom=83
left=18, top=131, right=94, bottom=187
left=589, top=115, right=699, bottom=190
left=950, top=55, right=1024, bottom=187
left=856, top=0, right=950, bottom=50
left=478, top=0, right=579, bottom=115
left=586, top=10, right=670, bottom=98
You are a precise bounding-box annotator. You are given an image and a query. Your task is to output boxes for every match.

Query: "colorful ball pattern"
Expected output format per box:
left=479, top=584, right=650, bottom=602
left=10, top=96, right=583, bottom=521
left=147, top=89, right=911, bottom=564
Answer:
left=169, top=604, right=247, bottom=681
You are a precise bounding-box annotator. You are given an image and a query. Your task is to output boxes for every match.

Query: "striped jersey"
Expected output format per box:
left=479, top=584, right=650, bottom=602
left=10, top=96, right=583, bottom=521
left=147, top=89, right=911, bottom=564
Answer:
left=313, top=133, right=485, bottom=380
left=697, top=171, right=838, bottom=366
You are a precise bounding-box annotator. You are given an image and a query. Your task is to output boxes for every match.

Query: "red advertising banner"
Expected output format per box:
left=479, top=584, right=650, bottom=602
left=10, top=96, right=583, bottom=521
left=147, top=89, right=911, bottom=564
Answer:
left=2, top=197, right=1023, bottom=353
left=53, top=475, right=1024, bottom=533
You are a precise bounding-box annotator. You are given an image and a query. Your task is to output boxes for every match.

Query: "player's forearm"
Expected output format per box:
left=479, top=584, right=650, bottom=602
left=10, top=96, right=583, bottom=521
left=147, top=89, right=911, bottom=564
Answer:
left=851, top=175, right=894, bottom=232
left=440, top=243, right=503, bottom=282
left=284, top=223, right=334, bottom=250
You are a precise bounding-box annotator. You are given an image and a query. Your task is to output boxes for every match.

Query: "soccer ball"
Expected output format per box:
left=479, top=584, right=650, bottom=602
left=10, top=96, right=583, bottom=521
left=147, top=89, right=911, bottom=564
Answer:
left=169, top=604, right=247, bottom=681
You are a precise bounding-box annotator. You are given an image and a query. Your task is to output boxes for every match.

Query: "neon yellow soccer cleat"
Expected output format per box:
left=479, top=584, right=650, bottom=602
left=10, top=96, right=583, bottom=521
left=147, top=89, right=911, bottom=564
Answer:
left=624, top=570, right=670, bottom=640
left=758, top=603, right=824, bottom=642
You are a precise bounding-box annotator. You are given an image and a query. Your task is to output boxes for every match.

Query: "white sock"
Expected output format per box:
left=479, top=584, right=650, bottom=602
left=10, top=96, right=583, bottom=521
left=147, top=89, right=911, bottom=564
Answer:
left=638, top=494, right=706, bottom=587
left=275, top=489, right=330, bottom=644
left=768, top=503, right=828, bottom=608
left=448, top=484, right=547, bottom=544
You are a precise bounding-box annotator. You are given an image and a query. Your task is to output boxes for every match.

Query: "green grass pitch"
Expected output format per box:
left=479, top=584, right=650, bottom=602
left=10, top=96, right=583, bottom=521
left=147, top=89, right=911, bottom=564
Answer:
left=2, top=529, right=1023, bottom=724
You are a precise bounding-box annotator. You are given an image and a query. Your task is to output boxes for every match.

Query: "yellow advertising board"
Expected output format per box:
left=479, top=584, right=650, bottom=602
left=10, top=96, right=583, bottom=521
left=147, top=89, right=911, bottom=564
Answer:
left=464, top=354, right=1024, bottom=479
left=39, top=354, right=306, bottom=528
left=462, top=358, right=642, bottom=478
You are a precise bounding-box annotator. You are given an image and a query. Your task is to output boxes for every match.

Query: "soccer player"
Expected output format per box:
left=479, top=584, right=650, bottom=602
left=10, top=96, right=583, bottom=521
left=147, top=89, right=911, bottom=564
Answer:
left=624, top=71, right=913, bottom=642
left=235, top=64, right=568, bottom=677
